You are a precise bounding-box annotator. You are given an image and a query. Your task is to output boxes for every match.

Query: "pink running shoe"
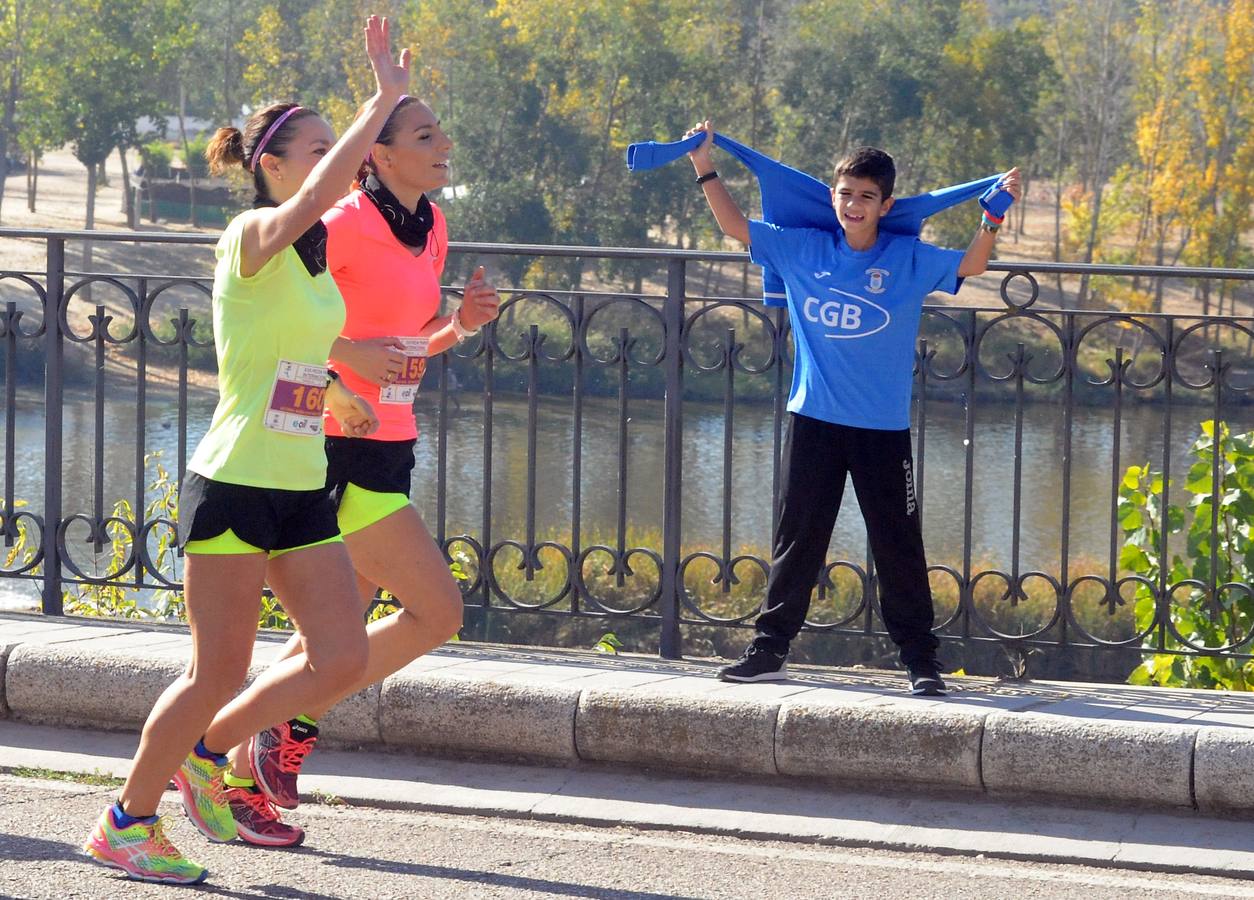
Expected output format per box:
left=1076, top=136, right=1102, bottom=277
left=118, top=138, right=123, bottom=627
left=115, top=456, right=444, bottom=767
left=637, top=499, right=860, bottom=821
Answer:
left=250, top=719, right=318, bottom=810
left=227, top=784, right=306, bottom=848
left=83, top=807, right=208, bottom=885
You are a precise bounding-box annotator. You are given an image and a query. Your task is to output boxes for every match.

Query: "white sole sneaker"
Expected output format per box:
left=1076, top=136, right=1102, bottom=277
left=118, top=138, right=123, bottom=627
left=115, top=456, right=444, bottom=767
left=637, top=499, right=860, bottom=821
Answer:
left=717, top=663, right=788, bottom=683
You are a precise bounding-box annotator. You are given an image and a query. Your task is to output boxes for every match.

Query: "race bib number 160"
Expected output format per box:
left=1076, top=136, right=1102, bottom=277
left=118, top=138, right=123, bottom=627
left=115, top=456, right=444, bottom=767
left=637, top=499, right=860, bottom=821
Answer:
left=264, top=360, right=327, bottom=436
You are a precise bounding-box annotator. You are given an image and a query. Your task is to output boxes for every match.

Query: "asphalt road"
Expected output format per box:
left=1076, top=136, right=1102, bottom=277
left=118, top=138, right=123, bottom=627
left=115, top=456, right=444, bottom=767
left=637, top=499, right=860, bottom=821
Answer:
left=1, top=776, right=1250, bottom=900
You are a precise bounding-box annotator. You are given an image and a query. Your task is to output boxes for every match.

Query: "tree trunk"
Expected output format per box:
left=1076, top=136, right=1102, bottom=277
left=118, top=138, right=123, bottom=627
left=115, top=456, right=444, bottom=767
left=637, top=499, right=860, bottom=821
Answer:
left=1153, top=234, right=1166, bottom=314
left=748, top=0, right=767, bottom=147
left=743, top=0, right=767, bottom=334
left=26, top=153, right=36, bottom=212
left=1078, top=184, right=1105, bottom=308
left=85, top=164, right=97, bottom=230
left=1014, top=167, right=1030, bottom=241
left=97, top=159, right=108, bottom=187
left=0, top=22, right=19, bottom=227
left=0, top=153, right=8, bottom=226
left=178, top=82, right=197, bottom=226
left=1053, top=119, right=1065, bottom=303
left=84, top=163, right=97, bottom=301
left=118, top=145, right=134, bottom=228
left=222, top=19, right=234, bottom=124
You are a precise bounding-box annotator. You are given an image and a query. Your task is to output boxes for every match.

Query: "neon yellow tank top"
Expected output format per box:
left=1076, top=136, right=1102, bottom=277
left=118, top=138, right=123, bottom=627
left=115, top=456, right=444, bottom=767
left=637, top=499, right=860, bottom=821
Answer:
left=188, top=211, right=346, bottom=490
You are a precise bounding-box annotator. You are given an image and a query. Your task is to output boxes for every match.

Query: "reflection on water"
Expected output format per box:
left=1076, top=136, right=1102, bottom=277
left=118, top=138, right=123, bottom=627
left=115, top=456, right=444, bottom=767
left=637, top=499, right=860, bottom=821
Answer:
left=4, top=386, right=1248, bottom=599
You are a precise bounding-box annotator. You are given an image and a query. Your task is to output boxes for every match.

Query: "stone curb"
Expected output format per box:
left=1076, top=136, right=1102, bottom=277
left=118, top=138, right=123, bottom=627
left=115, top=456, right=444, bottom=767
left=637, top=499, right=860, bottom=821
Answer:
left=776, top=701, right=986, bottom=790
left=576, top=688, right=780, bottom=776
left=0, top=640, right=17, bottom=720
left=1, top=636, right=1250, bottom=814
left=380, top=671, right=580, bottom=762
left=1194, top=726, right=1254, bottom=815
left=6, top=644, right=186, bottom=731
left=981, top=711, right=1198, bottom=808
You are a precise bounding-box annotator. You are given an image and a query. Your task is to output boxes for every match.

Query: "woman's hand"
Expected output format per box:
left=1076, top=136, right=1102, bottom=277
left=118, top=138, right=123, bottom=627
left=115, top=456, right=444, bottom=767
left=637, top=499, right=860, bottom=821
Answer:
left=332, top=336, right=407, bottom=386
left=365, top=14, right=410, bottom=102
left=326, top=377, right=379, bottom=437
left=458, top=266, right=501, bottom=332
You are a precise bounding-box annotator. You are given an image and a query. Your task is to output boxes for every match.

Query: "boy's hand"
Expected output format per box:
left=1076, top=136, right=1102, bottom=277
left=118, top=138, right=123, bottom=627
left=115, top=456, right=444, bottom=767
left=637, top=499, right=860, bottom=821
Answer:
left=1002, top=167, right=1023, bottom=203
left=684, top=119, right=716, bottom=173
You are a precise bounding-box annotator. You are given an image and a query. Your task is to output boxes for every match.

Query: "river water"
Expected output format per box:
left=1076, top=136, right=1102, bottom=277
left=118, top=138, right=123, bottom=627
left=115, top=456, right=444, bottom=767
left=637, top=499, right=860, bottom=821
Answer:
left=3, top=386, right=1247, bottom=613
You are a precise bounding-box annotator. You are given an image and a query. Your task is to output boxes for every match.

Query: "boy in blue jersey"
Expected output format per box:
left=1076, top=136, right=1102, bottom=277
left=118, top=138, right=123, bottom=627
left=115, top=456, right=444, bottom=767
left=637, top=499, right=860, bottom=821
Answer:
left=684, top=120, right=1021, bottom=694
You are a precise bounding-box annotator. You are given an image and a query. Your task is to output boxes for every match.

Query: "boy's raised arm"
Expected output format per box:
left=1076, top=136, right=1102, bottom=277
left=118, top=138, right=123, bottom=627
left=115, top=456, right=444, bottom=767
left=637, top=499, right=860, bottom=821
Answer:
left=685, top=120, right=751, bottom=247
left=957, top=166, right=1022, bottom=277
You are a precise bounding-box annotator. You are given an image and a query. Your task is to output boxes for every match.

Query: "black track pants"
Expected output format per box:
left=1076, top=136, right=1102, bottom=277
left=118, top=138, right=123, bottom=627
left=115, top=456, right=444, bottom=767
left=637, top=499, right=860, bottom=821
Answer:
left=753, top=413, right=939, bottom=667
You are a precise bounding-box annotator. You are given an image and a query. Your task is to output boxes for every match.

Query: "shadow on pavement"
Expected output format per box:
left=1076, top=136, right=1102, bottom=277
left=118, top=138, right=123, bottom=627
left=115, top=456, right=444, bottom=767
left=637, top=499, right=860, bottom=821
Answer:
left=0, top=832, right=88, bottom=863
left=312, top=850, right=704, bottom=900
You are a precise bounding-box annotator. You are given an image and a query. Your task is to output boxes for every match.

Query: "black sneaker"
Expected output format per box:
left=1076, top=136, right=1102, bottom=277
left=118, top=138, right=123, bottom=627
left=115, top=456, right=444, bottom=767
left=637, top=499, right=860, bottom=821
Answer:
left=906, top=661, right=947, bottom=696
left=717, top=645, right=788, bottom=682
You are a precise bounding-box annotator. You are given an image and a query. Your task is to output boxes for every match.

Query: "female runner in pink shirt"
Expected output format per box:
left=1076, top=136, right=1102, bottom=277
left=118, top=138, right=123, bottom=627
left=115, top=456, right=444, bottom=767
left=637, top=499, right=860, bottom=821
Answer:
left=221, top=95, right=500, bottom=846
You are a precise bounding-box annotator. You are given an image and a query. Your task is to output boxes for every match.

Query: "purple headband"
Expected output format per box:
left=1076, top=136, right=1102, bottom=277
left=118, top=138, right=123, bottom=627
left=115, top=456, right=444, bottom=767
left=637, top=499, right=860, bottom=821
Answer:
left=365, top=95, right=410, bottom=167
left=250, top=106, right=305, bottom=173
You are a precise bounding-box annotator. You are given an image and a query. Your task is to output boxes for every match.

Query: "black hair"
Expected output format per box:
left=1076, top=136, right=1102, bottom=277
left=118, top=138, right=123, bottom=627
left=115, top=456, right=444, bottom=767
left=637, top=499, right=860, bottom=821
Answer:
left=833, top=147, right=896, bottom=199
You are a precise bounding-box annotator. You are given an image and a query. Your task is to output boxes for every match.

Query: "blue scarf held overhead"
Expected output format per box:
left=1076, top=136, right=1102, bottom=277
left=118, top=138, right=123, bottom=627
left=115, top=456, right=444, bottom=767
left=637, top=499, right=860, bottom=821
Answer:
left=627, top=132, right=1003, bottom=306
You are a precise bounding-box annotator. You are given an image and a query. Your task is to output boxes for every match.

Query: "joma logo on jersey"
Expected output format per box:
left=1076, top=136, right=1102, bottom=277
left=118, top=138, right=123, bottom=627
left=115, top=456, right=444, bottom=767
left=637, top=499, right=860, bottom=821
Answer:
left=802, top=287, right=890, bottom=339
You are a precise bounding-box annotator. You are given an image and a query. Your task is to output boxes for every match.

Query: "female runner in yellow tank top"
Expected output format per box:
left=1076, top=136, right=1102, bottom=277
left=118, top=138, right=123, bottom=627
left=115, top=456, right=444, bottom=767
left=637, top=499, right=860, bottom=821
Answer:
left=83, top=15, right=408, bottom=886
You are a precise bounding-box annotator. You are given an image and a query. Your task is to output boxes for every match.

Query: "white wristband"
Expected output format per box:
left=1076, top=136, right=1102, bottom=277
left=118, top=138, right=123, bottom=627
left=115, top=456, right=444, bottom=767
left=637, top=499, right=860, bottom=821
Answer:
left=450, top=308, right=480, bottom=342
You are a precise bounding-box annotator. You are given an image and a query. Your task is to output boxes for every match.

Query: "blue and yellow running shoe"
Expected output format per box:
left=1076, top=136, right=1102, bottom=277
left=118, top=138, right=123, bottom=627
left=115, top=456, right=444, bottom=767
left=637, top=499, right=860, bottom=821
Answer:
left=83, top=806, right=208, bottom=885
left=172, top=751, right=238, bottom=843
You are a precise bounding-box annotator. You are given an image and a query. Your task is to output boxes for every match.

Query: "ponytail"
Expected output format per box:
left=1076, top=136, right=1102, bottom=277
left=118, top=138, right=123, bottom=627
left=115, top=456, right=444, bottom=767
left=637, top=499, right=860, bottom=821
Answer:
left=205, top=126, right=246, bottom=176
left=207, top=102, right=317, bottom=203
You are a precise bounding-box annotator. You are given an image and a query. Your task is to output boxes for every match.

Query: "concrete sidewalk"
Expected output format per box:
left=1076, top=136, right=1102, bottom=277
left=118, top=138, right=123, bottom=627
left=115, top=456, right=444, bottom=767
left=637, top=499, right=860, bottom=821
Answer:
left=1, top=612, right=1252, bottom=816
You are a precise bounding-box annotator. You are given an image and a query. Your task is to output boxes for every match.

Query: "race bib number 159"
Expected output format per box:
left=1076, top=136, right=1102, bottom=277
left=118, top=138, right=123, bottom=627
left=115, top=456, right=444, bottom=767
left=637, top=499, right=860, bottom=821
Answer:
left=379, top=337, right=430, bottom=405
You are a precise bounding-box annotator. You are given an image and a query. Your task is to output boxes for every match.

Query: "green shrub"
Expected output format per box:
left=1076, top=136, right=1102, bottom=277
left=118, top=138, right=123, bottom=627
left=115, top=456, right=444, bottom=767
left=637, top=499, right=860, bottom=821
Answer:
left=183, top=135, right=211, bottom=180
left=140, top=140, right=174, bottom=179
left=1119, top=420, right=1254, bottom=689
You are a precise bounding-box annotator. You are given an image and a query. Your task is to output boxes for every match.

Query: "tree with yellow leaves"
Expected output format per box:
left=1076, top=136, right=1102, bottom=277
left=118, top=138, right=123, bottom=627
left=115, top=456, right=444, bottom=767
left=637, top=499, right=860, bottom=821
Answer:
left=1110, top=0, right=1254, bottom=315
left=1181, top=0, right=1254, bottom=316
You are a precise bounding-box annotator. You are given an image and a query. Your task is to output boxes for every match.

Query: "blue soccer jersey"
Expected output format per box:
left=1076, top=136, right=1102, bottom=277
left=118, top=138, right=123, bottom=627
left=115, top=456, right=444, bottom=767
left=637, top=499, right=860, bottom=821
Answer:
left=748, top=220, right=963, bottom=430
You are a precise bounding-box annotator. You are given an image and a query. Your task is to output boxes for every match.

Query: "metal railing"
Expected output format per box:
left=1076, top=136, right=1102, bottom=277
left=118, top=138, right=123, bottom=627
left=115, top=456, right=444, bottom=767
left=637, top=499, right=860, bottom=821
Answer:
left=2, top=226, right=1253, bottom=681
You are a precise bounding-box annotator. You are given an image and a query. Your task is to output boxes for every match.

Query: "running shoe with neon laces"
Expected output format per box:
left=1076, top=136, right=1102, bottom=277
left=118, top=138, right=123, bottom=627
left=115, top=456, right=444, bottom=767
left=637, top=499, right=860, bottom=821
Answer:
left=172, top=750, right=238, bottom=842
left=251, top=718, right=318, bottom=809
left=227, top=783, right=306, bottom=848
left=83, top=806, right=208, bottom=885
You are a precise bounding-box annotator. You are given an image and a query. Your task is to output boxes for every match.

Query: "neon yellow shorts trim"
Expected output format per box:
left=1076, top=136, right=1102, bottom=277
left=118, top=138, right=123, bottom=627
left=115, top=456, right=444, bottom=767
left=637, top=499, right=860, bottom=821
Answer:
left=337, top=483, right=411, bottom=537
left=184, top=528, right=343, bottom=558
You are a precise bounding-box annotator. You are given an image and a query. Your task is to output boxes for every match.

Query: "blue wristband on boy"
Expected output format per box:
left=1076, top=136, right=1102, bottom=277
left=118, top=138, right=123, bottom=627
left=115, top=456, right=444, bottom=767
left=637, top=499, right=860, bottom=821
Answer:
left=979, top=180, right=1015, bottom=218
